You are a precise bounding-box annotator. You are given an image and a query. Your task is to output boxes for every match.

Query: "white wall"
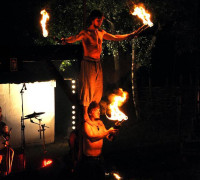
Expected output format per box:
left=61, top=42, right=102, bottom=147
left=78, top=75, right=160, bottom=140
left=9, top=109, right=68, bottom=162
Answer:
left=0, top=81, right=56, bottom=148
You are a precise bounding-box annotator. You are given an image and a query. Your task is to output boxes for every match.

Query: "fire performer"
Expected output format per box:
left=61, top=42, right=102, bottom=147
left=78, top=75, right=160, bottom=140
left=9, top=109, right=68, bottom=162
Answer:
left=74, top=101, right=118, bottom=180
left=61, top=10, right=138, bottom=121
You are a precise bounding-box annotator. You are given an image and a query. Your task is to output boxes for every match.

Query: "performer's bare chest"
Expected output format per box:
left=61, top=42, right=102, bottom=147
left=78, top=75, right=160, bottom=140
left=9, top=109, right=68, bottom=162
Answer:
left=84, top=31, right=103, bottom=46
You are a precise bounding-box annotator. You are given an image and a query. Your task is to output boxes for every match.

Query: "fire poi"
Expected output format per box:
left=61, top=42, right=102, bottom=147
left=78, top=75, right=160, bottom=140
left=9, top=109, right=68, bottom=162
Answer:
left=131, top=4, right=153, bottom=35
left=106, top=88, right=128, bottom=133
left=40, top=9, right=50, bottom=37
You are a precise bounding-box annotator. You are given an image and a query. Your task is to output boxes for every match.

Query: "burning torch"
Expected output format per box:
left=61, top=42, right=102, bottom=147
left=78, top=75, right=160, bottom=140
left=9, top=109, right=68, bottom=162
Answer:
left=131, top=4, right=153, bottom=36
left=106, top=88, right=128, bottom=139
left=40, top=9, right=64, bottom=44
left=40, top=9, right=50, bottom=37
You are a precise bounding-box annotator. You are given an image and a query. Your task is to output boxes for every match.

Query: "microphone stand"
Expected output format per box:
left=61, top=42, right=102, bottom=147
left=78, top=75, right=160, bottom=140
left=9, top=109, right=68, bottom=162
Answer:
left=20, top=83, right=27, bottom=170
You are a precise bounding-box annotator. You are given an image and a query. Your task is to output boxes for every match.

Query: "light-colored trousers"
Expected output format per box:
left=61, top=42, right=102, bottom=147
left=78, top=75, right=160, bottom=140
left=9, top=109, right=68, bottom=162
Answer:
left=79, top=59, right=103, bottom=107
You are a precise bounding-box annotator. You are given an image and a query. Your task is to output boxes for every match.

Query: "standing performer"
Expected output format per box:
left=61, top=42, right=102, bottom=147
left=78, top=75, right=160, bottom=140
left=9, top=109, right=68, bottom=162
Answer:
left=62, top=10, right=137, bottom=121
left=74, top=101, right=118, bottom=180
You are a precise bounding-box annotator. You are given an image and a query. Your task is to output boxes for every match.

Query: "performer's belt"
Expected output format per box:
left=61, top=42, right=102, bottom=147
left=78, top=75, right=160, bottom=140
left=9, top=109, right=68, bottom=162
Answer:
left=82, top=56, right=101, bottom=62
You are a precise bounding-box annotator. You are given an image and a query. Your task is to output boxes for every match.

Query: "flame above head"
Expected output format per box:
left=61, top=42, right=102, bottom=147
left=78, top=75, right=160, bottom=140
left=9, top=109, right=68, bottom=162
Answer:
left=113, top=173, right=122, bottom=180
left=40, top=9, right=50, bottom=37
left=131, top=5, right=153, bottom=27
left=106, top=88, right=128, bottom=121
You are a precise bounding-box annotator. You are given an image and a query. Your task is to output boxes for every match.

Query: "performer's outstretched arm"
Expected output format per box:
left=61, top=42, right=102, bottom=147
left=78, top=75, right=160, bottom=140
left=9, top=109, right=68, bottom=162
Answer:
left=103, top=30, right=137, bottom=41
left=61, top=30, right=85, bottom=44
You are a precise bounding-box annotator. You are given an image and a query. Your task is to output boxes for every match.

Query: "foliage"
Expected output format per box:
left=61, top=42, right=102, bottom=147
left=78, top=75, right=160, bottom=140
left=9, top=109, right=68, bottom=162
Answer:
left=59, top=60, right=72, bottom=72
left=134, top=36, right=153, bottom=68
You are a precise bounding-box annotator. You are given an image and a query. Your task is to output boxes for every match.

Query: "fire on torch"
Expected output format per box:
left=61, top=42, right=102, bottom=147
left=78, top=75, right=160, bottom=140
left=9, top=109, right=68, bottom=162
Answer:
left=40, top=9, right=50, bottom=37
left=131, top=4, right=153, bottom=36
left=106, top=88, right=128, bottom=139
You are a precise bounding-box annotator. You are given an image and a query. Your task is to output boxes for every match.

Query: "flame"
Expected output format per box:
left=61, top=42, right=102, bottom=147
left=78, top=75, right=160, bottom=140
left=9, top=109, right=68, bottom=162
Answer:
left=106, top=88, right=128, bottom=121
left=113, top=173, right=122, bottom=180
left=131, top=5, right=153, bottom=27
left=42, top=159, right=53, bottom=168
left=40, top=9, right=50, bottom=37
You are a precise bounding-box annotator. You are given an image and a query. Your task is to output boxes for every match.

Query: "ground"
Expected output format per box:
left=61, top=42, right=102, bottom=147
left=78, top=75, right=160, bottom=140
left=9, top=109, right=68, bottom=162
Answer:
left=2, top=136, right=200, bottom=180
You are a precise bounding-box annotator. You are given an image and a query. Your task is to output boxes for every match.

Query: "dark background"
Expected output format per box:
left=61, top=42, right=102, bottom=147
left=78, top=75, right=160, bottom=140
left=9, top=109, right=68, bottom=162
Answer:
left=0, top=0, right=199, bottom=179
